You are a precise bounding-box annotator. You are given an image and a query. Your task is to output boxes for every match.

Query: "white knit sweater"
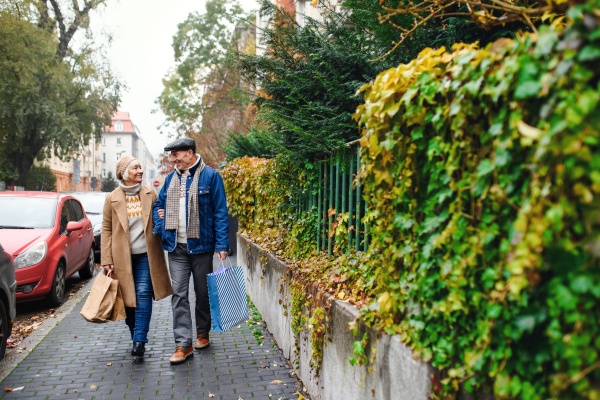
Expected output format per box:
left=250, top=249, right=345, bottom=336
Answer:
left=119, top=182, right=147, bottom=255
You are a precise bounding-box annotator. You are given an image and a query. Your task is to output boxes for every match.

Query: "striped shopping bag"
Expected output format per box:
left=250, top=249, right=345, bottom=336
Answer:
left=207, top=262, right=249, bottom=332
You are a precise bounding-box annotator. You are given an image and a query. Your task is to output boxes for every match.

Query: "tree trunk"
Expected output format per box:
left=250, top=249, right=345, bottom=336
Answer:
left=11, top=155, right=36, bottom=187
left=7, top=128, right=44, bottom=187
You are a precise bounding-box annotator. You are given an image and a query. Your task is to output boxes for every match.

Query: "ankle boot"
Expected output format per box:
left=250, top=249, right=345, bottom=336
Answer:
left=131, top=342, right=145, bottom=357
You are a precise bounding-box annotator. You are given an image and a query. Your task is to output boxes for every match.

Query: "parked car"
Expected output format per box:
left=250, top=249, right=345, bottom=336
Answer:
left=0, top=242, right=16, bottom=360
left=0, top=192, right=95, bottom=306
left=64, top=191, right=107, bottom=263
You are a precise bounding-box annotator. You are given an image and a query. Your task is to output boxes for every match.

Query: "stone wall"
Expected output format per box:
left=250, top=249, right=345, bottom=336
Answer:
left=237, top=234, right=436, bottom=400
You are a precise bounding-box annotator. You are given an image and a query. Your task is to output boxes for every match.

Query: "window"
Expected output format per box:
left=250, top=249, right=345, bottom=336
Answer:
left=70, top=200, right=84, bottom=222
left=102, top=137, right=106, bottom=145
left=59, top=201, right=75, bottom=234
left=116, top=153, right=121, bottom=161
left=102, top=169, right=106, bottom=178
left=116, top=137, right=122, bottom=145
left=102, top=153, right=106, bottom=162
left=149, top=170, right=155, bottom=180
left=115, top=121, right=123, bottom=131
left=0, top=198, right=57, bottom=229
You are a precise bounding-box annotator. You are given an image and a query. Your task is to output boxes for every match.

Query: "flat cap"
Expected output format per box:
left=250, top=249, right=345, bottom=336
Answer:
left=164, top=137, right=196, bottom=152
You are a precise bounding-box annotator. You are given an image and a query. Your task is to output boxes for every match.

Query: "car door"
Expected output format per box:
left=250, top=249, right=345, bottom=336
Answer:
left=58, top=200, right=80, bottom=276
left=68, top=199, right=88, bottom=269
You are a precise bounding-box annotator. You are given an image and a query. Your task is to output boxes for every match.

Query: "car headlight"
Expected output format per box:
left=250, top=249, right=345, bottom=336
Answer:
left=15, top=241, right=47, bottom=269
left=93, top=224, right=102, bottom=235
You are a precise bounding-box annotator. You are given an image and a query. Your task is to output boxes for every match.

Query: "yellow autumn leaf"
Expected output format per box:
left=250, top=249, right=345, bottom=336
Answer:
left=338, top=291, right=346, bottom=300
left=517, top=119, right=542, bottom=139
left=295, top=391, right=306, bottom=400
left=312, top=0, right=317, bottom=6
left=271, top=380, right=283, bottom=384
left=209, top=393, right=216, bottom=398
left=378, top=292, right=393, bottom=313
left=90, top=385, right=96, bottom=389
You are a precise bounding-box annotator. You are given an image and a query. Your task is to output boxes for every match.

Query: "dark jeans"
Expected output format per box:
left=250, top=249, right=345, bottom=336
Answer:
left=168, top=243, right=213, bottom=347
left=125, top=253, right=153, bottom=343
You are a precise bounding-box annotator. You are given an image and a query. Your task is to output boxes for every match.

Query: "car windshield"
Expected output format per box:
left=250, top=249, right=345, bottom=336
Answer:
left=71, top=194, right=105, bottom=214
left=0, top=197, right=57, bottom=229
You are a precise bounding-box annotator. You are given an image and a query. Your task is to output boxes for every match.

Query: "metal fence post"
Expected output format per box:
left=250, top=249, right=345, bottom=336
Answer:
left=329, top=161, right=334, bottom=256
left=355, top=147, right=361, bottom=253
left=348, top=150, right=353, bottom=253
left=317, top=162, right=322, bottom=253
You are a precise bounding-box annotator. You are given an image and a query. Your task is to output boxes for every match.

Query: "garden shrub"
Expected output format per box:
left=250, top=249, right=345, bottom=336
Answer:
left=354, top=2, right=600, bottom=398
left=225, top=1, right=600, bottom=398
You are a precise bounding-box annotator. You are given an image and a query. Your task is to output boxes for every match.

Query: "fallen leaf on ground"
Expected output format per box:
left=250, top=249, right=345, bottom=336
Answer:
left=295, top=391, right=306, bottom=400
left=90, top=385, right=96, bottom=389
left=106, top=362, right=112, bottom=366
left=208, top=393, right=215, bottom=398
left=4, top=388, right=12, bottom=392
left=271, top=380, right=283, bottom=384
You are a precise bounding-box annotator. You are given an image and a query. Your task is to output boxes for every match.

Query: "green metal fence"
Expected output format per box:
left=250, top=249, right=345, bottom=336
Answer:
left=292, top=141, right=369, bottom=256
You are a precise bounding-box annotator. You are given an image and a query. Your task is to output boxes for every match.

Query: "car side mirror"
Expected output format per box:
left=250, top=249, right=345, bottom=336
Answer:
left=66, top=221, right=83, bottom=236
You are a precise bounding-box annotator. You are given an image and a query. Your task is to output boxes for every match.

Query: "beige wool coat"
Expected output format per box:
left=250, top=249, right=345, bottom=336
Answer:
left=101, top=185, right=172, bottom=307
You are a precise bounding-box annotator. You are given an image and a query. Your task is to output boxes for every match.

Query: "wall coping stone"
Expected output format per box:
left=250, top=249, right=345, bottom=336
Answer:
left=237, top=233, right=436, bottom=400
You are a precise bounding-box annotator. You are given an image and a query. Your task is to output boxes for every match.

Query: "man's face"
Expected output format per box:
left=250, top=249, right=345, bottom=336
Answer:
left=170, top=150, right=195, bottom=169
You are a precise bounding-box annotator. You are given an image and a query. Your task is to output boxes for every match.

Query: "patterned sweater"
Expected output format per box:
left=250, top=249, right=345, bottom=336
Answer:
left=119, top=182, right=147, bottom=255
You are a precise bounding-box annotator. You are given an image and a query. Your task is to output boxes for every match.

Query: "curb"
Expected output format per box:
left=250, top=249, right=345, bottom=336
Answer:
left=0, top=270, right=97, bottom=384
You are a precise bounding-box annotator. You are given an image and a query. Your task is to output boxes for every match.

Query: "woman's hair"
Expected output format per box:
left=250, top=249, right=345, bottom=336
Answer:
left=122, top=159, right=142, bottom=181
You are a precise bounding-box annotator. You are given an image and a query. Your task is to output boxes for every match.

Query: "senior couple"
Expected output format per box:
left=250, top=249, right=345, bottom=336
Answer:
left=100, top=138, right=229, bottom=364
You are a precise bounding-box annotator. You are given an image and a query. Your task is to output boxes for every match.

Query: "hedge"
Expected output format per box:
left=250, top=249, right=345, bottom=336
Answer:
left=224, top=2, right=600, bottom=398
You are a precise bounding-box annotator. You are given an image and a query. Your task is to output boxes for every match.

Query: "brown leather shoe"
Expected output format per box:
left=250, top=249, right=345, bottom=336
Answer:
left=194, top=333, right=210, bottom=349
left=169, top=346, right=193, bottom=364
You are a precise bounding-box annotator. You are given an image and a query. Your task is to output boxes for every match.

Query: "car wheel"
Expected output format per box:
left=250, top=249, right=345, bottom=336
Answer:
left=0, top=300, right=8, bottom=361
left=78, top=245, right=95, bottom=279
left=47, top=262, right=65, bottom=307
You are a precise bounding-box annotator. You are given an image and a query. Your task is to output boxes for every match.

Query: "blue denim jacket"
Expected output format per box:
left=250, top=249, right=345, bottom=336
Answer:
left=152, top=160, right=229, bottom=254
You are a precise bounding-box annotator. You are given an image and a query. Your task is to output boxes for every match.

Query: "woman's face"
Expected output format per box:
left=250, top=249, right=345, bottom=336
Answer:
left=126, top=164, right=144, bottom=184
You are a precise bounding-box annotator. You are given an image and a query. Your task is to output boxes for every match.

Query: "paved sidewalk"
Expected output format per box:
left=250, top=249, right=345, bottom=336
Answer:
left=0, top=258, right=307, bottom=400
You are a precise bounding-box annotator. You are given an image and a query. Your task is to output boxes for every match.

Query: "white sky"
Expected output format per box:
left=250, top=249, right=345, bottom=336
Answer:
left=89, top=0, right=258, bottom=159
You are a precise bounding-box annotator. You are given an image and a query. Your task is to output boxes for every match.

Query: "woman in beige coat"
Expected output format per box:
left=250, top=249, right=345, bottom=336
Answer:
left=101, top=155, right=172, bottom=358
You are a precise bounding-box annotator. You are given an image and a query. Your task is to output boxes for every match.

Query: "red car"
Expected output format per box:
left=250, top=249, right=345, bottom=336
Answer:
left=0, top=192, right=95, bottom=306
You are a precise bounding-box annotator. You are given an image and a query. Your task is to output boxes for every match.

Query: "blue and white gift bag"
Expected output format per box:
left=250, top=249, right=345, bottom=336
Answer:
left=207, top=261, right=249, bottom=332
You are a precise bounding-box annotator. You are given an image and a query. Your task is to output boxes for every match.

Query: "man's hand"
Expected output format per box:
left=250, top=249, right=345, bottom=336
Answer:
left=217, top=251, right=229, bottom=260
left=158, top=209, right=164, bottom=219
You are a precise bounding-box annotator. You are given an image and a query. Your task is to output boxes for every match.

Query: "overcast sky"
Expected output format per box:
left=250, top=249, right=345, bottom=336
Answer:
left=90, top=0, right=257, bottom=160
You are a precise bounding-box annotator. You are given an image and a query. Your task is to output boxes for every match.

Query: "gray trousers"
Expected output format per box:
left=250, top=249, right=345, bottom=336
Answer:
left=168, top=243, right=213, bottom=347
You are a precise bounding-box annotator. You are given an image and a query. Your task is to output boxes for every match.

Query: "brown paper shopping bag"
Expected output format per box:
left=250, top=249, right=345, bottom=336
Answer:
left=109, top=286, right=127, bottom=322
left=80, top=270, right=119, bottom=323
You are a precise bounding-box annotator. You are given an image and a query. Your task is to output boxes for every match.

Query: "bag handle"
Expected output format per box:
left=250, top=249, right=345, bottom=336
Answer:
left=214, top=258, right=227, bottom=274
left=103, top=268, right=114, bottom=278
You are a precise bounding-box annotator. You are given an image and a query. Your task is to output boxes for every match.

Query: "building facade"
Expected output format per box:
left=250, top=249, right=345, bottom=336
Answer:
left=101, top=111, right=156, bottom=186
left=35, top=138, right=103, bottom=192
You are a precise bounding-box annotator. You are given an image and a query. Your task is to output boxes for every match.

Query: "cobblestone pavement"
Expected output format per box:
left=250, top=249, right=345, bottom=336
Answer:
left=0, top=258, right=307, bottom=400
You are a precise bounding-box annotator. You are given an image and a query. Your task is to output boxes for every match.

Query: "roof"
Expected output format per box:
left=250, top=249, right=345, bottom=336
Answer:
left=105, top=110, right=136, bottom=132
left=61, top=191, right=107, bottom=196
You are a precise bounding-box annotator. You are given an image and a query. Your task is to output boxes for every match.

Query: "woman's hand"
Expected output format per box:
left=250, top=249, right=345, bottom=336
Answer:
left=103, top=264, right=115, bottom=275
left=157, top=209, right=164, bottom=219
left=217, top=251, right=229, bottom=260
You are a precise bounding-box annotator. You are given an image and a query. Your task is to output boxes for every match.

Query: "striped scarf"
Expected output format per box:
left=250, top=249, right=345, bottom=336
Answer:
left=165, top=157, right=206, bottom=239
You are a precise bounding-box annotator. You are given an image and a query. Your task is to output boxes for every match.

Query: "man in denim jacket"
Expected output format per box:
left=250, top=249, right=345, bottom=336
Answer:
left=153, top=138, right=229, bottom=364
